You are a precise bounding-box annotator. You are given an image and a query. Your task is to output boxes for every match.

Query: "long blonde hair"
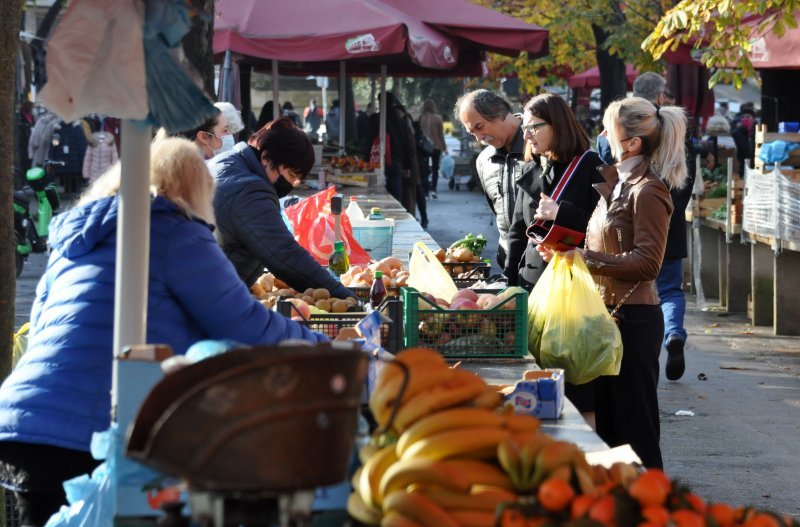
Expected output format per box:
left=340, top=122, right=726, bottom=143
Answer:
left=602, top=97, right=687, bottom=190
left=76, top=136, right=216, bottom=225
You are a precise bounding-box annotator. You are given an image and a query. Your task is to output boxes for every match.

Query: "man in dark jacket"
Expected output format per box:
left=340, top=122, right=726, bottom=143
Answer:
left=455, top=90, right=525, bottom=268
left=208, top=118, right=352, bottom=299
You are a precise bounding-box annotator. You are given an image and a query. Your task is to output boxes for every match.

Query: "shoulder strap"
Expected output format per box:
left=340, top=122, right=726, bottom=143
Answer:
left=532, top=150, right=592, bottom=228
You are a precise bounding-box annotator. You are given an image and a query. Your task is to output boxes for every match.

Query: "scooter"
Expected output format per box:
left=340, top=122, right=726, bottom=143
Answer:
left=13, top=161, right=63, bottom=277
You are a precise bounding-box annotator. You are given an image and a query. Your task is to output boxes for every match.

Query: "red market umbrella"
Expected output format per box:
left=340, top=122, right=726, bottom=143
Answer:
left=567, top=64, right=639, bottom=89
left=213, top=0, right=463, bottom=74
left=744, top=10, right=800, bottom=69
left=380, top=0, right=549, bottom=58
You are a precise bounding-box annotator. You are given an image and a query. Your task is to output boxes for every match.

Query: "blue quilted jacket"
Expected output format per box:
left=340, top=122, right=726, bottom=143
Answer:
left=0, top=195, right=326, bottom=454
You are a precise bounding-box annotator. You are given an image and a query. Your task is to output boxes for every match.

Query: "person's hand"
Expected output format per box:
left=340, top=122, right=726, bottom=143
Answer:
left=536, top=244, right=556, bottom=262
left=534, top=193, right=559, bottom=221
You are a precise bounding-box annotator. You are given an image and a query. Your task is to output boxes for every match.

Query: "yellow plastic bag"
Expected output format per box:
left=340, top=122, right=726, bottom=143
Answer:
left=407, top=242, right=458, bottom=303
left=528, top=252, right=622, bottom=385
left=13, top=323, right=30, bottom=369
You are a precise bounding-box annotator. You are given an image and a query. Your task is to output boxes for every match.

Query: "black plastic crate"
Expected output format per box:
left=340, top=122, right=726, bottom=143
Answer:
left=5, top=489, right=20, bottom=527
left=442, top=261, right=490, bottom=280
left=348, top=286, right=401, bottom=304
left=277, top=298, right=403, bottom=352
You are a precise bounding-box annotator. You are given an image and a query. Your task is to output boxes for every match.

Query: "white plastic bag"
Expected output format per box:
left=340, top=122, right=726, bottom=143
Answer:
left=440, top=154, right=455, bottom=179
left=39, top=0, right=148, bottom=121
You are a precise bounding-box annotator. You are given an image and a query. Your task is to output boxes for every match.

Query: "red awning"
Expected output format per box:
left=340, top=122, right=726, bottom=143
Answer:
left=567, top=64, right=639, bottom=89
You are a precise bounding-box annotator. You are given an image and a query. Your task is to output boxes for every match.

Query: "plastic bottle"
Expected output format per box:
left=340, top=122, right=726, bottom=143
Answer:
left=328, top=240, right=350, bottom=277
left=368, top=207, right=385, bottom=221
left=346, top=196, right=365, bottom=222
left=370, top=270, right=387, bottom=309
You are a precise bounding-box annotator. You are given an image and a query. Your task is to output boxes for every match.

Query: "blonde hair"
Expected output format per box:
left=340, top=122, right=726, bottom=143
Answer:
left=77, top=136, right=216, bottom=225
left=602, top=97, right=687, bottom=190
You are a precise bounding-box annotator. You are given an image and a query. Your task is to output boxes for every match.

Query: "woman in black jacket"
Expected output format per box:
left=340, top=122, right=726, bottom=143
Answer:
left=505, top=93, right=603, bottom=291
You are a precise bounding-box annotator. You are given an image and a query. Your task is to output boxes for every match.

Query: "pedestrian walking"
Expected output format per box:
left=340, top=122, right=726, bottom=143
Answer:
left=419, top=99, right=447, bottom=199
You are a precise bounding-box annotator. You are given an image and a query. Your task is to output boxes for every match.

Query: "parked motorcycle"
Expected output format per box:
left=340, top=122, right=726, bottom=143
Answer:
left=13, top=161, right=63, bottom=277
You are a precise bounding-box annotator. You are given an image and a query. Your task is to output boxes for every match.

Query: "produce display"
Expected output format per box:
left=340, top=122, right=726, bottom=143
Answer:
left=327, top=155, right=380, bottom=173
left=349, top=348, right=800, bottom=527
left=340, top=257, right=410, bottom=289
left=434, top=234, right=490, bottom=279
left=250, top=272, right=360, bottom=317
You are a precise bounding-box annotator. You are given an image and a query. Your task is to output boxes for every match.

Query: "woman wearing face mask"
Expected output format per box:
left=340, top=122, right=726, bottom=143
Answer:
left=178, top=110, right=233, bottom=159
left=538, top=97, right=686, bottom=469
left=207, top=117, right=353, bottom=299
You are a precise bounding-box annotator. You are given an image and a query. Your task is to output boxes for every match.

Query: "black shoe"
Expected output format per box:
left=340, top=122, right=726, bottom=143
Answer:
left=431, top=191, right=438, bottom=199
left=421, top=219, right=428, bottom=229
left=665, top=337, right=685, bottom=381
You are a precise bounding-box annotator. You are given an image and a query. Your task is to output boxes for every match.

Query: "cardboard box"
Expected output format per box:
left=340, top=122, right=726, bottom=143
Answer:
left=503, top=369, right=565, bottom=419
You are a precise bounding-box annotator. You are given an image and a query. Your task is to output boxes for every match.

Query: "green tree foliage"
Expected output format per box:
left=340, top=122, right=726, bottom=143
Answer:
left=643, top=0, right=800, bottom=88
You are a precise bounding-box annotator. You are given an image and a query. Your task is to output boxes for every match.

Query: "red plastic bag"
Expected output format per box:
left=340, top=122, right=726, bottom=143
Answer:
left=285, top=186, right=371, bottom=266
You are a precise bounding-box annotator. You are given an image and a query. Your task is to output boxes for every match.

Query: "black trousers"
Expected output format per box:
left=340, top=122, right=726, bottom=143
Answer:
left=0, top=441, right=100, bottom=526
left=594, top=304, right=664, bottom=469
left=430, top=149, right=441, bottom=192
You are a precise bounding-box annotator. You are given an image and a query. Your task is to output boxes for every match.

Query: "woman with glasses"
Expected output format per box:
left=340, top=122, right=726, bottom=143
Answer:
left=539, top=97, right=687, bottom=469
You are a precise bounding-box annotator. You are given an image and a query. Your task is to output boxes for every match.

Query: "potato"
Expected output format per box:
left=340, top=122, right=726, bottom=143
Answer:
left=434, top=248, right=446, bottom=262
left=343, top=297, right=358, bottom=306
left=251, top=282, right=267, bottom=299
left=312, top=288, right=331, bottom=301
left=256, top=273, right=275, bottom=293
left=276, top=288, right=295, bottom=297
left=315, top=299, right=331, bottom=312
left=379, top=256, right=403, bottom=270
left=331, top=299, right=349, bottom=313
left=274, top=277, right=290, bottom=290
left=301, top=295, right=315, bottom=305
left=454, top=247, right=475, bottom=262
left=304, top=288, right=315, bottom=297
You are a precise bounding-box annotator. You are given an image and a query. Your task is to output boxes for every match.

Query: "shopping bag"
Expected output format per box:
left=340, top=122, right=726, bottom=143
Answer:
left=440, top=154, right=455, bottom=179
left=12, top=322, right=30, bottom=369
left=407, top=242, right=458, bottom=303
left=284, top=186, right=371, bottom=266
left=527, top=251, right=622, bottom=385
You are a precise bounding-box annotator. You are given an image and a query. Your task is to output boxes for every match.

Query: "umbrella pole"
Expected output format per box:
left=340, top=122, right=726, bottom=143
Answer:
left=339, top=61, right=346, bottom=154
left=272, top=59, right=280, bottom=119
left=111, top=120, right=152, bottom=400
left=221, top=50, right=233, bottom=102
left=379, top=65, right=387, bottom=188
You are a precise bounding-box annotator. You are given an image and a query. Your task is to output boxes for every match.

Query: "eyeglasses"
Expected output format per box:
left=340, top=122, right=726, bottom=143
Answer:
left=522, top=121, right=549, bottom=136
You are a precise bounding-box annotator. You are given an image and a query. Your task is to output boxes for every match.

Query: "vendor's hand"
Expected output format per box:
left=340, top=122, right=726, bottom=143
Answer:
left=534, top=193, right=559, bottom=222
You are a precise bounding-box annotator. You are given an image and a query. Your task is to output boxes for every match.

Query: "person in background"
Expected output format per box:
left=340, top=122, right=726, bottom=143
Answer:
left=412, top=119, right=430, bottom=229
left=386, top=93, right=422, bottom=222
left=505, top=93, right=603, bottom=426
left=0, top=137, right=326, bottom=526
left=208, top=117, right=353, bottom=299
left=419, top=99, right=447, bottom=199
left=16, top=101, right=35, bottom=179
left=215, top=101, right=246, bottom=142
left=282, top=101, right=302, bottom=128
left=717, top=101, right=732, bottom=122
left=731, top=106, right=756, bottom=174
left=541, top=97, right=686, bottom=468
left=175, top=109, right=231, bottom=160
left=256, top=100, right=274, bottom=131
left=455, top=89, right=525, bottom=269
left=304, top=99, right=324, bottom=140
left=326, top=99, right=342, bottom=143
left=356, top=103, right=373, bottom=157
left=663, top=87, right=676, bottom=106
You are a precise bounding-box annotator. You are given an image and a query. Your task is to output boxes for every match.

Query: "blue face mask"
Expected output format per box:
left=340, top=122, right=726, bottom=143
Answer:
left=212, top=134, right=235, bottom=156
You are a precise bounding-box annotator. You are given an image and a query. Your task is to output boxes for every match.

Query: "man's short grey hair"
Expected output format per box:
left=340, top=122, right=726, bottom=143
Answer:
left=632, top=72, right=667, bottom=104
left=455, top=89, right=512, bottom=123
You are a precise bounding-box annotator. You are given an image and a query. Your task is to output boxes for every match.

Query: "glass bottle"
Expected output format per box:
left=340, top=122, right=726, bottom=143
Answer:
left=368, top=207, right=385, bottom=221
left=370, top=270, right=387, bottom=309
left=328, top=240, right=350, bottom=277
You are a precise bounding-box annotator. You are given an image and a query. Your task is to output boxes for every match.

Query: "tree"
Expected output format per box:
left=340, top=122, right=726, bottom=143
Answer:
left=1, top=0, right=23, bottom=389
left=643, top=0, right=800, bottom=88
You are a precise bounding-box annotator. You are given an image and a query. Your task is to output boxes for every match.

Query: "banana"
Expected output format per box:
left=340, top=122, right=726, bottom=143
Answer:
left=347, top=491, right=382, bottom=526
left=360, top=443, right=380, bottom=465
left=360, top=444, right=399, bottom=508
left=377, top=348, right=447, bottom=385
left=448, top=509, right=497, bottom=527
left=352, top=467, right=363, bottom=490
left=379, top=458, right=471, bottom=499
left=470, top=388, right=505, bottom=409
left=382, top=490, right=460, bottom=527
left=608, top=461, right=640, bottom=487
left=370, top=367, right=454, bottom=427
left=442, top=459, right=515, bottom=490
left=574, top=465, right=597, bottom=495
left=396, top=407, right=505, bottom=457
left=400, top=427, right=510, bottom=462
left=517, top=434, right=554, bottom=491
left=529, top=441, right=582, bottom=487
left=470, top=484, right=518, bottom=503
left=381, top=512, right=425, bottom=527
left=501, top=411, right=541, bottom=433
left=496, top=437, right=523, bottom=489
left=392, top=372, right=488, bottom=431
left=410, top=486, right=505, bottom=512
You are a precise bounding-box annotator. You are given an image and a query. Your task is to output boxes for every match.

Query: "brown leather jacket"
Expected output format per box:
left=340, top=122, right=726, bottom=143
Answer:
left=583, top=156, right=673, bottom=307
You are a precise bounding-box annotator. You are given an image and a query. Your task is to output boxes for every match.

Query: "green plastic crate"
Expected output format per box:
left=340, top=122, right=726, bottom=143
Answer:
left=402, top=287, right=528, bottom=358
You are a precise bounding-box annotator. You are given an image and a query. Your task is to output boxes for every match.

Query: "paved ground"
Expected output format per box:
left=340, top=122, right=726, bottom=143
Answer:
left=12, top=174, right=800, bottom=518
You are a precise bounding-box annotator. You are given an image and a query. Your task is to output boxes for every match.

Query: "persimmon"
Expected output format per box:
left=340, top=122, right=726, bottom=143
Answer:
left=588, top=494, right=616, bottom=527
left=571, top=494, right=595, bottom=519
left=498, top=507, right=526, bottom=527
left=629, top=470, right=671, bottom=507
left=707, top=503, right=736, bottom=527
left=743, top=512, right=781, bottom=527
left=537, top=478, right=575, bottom=512
left=684, top=492, right=707, bottom=514
left=671, top=509, right=705, bottom=527
left=641, top=505, right=670, bottom=527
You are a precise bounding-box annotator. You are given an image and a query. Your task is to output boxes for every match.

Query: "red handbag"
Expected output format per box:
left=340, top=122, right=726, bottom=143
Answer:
left=526, top=151, right=591, bottom=252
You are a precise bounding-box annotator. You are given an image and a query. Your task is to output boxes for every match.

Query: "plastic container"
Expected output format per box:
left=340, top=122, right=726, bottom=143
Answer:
left=346, top=196, right=365, bottom=222
left=351, top=218, right=395, bottom=260
left=328, top=240, right=349, bottom=277
left=368, top=207, right=385, bottom=220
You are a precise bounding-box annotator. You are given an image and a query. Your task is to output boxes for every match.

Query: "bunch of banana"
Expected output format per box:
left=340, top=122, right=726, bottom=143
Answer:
left=497, top=435, right=594, bottom=494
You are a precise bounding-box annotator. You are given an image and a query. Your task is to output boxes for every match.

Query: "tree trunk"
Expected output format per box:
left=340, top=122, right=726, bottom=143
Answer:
left=182, top=0, right=216, bottom=98
left=1, top=0, right=24, bottom=382
left=592, top=23, right=627, bottom=116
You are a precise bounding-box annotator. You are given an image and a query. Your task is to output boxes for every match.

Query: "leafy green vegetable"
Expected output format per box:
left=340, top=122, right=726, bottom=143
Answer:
left=448, top=233, right=488, bottom=257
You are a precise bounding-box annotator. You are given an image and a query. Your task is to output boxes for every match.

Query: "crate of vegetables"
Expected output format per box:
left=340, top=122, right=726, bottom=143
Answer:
left=434, top=233, right=491, bottom=281
left=338, top=257, right=409, bottom=303
left=402, top=286, right=528, bottom=358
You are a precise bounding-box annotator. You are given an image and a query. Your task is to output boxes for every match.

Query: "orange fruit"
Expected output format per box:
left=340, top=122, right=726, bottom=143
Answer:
left=571, top=494, right=595, bottom=519
left=629, top=470, right=671, bottom=507
left=537, top=478, right=575, bottom=512
left=671, top=509, right=705, bottom=527
left=641, top=505, right=670, bottom=527
left=588, top=494, right=616, bottom=526
left=743, top=512, right=781, bottom=527
left=707, top=503, right=736, bottom=527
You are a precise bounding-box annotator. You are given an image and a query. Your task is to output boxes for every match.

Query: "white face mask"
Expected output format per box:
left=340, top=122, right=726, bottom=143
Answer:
left=213, top=134, right=235, bottom=156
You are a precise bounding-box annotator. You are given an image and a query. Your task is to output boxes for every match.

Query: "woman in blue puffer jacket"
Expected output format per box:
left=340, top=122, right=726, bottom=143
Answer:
left=0, top=137, right=327, bottom=526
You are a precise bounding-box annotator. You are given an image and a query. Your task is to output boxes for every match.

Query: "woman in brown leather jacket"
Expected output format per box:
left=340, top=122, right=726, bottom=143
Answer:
left=540, top=97, right=687, bottom=469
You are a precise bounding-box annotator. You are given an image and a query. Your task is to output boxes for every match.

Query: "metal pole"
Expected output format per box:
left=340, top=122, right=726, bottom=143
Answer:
left=221, top=50, right=233, bottom=102
left=379, top=65, right=387, bottom=186
left=111, top=120, right=152, bottom=403
left=339, top=61, right=346, bottom=154
left=272, top=59, right=280, bottom=119
left=725, top=157, right=733, bottom=244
